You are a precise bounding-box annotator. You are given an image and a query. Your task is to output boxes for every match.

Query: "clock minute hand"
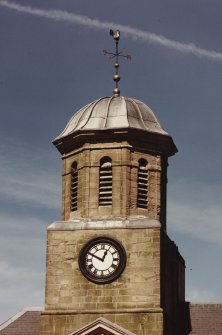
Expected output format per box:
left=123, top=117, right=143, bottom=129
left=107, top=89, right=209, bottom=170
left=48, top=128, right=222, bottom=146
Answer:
left=88, top=252, right=104, bottom=262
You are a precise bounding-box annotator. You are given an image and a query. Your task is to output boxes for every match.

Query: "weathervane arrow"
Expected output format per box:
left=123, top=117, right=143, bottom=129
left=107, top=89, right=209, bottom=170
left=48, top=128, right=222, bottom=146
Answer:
left=102, top=30, right=131, bottom=97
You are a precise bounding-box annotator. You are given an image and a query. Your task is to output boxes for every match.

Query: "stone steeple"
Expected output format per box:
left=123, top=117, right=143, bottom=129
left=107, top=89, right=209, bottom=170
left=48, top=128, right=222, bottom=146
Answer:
left=41, top=33, right=185, bottom=335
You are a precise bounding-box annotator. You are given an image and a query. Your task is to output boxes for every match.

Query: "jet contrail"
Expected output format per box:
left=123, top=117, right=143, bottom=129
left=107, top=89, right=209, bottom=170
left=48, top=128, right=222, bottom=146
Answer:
left=1, top=0, right=222, bottom=62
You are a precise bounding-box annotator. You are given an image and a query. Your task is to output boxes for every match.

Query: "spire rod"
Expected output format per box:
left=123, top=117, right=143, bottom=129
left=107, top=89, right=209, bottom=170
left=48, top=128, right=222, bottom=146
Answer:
left=102, top=30, right=131, bottom=97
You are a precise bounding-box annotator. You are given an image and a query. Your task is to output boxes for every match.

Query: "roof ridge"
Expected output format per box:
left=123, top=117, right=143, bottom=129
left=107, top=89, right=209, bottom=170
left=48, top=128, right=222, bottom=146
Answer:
left=190, top=301, right=222, bottom=305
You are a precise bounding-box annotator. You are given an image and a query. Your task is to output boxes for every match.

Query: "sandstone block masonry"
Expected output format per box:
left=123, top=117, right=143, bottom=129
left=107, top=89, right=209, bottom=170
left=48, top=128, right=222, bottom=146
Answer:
left=45, top=226, right=161, bottom=311
left=61, top=141, right=167, bottom=228
left=41, top=223, right=164, bottom=335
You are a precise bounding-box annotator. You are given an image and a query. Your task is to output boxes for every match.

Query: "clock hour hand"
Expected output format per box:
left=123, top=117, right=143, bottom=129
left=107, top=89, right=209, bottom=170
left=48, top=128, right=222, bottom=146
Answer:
left=88, top=252, right=104, bottom=262
left=102, top=250, right=108, bottom=261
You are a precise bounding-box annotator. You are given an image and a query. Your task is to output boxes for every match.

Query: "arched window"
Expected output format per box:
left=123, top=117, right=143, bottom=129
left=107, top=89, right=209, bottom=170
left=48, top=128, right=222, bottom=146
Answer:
left=137, top=159, right=148, bottom=209
left=71, top=162, right=78, bottom=212
left=99, top=157, right=112, bottom=206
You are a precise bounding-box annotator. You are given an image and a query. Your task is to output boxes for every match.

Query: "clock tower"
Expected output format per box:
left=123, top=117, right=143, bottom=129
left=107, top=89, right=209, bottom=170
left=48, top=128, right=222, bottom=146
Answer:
left=40, top=33, right=185, bottom=335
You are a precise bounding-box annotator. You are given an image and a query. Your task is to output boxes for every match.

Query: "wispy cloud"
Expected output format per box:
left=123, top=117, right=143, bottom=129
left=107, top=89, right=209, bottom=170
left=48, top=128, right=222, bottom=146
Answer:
left=0, top=176, right=60, bottom=209
left=0, top=260, right=44, bottom=324
left=0, top=218, right=45, bottom=323
left=0, top=138, right=60, bottom=209
left=0, top=213, right=46, bottom=237
left=0, top=138, right=53, bottom=322
left=168, top=179, right=222, bottom=245
left=187, top=288, right=220, bottom=302
left=1, top=0, right=222, bottom=61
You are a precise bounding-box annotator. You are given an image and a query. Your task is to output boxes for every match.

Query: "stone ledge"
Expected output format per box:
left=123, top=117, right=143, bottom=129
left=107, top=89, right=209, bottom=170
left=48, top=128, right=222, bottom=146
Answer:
left=41, top=308, right=163, bottom=315
left=47, top=219, right=161, bottom=231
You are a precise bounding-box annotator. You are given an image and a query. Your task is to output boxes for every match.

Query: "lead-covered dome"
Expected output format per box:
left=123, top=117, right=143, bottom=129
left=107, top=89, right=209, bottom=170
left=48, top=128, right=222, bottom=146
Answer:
left=55, top=96, right=169, bottom=140
left=53, top=96, right=177, bottom=156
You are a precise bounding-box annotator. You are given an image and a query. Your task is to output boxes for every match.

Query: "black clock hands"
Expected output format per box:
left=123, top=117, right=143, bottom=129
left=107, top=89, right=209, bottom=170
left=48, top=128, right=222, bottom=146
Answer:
left=88, top=252, right=104, bottom=262
left=88, top=250, right=108, bottom=262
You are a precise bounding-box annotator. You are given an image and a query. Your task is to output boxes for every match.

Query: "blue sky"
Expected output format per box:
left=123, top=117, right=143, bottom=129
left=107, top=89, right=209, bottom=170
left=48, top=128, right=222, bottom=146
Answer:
left=0, top=0, right=222, bottom=323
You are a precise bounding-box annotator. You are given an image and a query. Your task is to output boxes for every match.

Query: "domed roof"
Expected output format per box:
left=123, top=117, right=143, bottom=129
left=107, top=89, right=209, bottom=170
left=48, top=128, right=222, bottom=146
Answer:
left=55, top=96, right=169, bottom=140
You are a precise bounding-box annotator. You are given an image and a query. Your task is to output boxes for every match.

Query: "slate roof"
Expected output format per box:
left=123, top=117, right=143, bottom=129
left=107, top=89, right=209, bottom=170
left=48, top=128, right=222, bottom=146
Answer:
left=0, top=308, right=42, bottom=335
left=1, top=304, right=222, bottom=335
left=189, top=303, right=222, bottom=334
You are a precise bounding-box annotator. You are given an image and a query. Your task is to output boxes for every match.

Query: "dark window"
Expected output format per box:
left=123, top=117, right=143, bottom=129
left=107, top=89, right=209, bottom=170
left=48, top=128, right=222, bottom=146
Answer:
left=99, top=157, right=112, bottom=206
left=137, top=159, right=148, bottom=209
left=71, top=162, right=78, bottom=211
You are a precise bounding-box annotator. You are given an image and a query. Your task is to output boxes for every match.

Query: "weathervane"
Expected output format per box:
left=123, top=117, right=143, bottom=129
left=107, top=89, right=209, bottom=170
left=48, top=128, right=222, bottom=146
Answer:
left=103, top=30, right=131, bottom=97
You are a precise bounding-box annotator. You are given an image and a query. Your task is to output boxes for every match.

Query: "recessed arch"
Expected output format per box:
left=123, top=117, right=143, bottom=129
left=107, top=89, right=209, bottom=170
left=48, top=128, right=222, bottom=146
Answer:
left=137, top=158, right=148, bottom=209
left=99, top=156, right=112, bottom=206
left=71, top=162, right=78, bottom=212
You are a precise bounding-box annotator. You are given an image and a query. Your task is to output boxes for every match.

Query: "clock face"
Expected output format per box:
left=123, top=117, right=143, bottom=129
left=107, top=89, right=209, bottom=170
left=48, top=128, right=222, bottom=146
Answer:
left=78, top=237, right=126, bottom=284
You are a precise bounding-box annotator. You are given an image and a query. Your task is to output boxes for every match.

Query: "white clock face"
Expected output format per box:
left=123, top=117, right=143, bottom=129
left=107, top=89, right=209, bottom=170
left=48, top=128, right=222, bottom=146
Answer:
left=86, top=242, right=120, bottom=277
left=79, top=237, right=126, bottom=284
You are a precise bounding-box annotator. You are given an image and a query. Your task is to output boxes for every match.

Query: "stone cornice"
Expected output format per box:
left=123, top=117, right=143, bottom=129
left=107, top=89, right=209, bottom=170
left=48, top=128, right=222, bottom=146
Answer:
left=47, top=218, right=161, bottom=231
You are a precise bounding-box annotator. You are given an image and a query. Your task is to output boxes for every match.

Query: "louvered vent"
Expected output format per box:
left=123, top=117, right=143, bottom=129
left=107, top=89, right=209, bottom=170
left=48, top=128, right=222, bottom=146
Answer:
left=99, top=157, right=112, bottom=206
left=71, top=162, right=78, bottom=211
left=137, top=159, right=148, bottom=209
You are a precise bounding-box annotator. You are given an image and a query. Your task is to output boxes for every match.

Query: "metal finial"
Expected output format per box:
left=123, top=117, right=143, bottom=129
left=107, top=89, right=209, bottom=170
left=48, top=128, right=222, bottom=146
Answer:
left=102, top=30, right=131, bottom=97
